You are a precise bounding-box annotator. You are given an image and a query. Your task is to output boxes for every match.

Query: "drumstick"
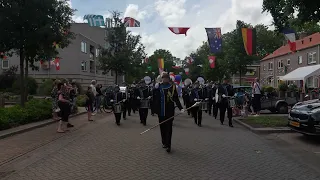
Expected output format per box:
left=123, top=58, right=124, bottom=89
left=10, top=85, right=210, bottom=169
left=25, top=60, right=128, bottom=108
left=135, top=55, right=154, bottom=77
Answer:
left=140, top=102, right=200, bottom=135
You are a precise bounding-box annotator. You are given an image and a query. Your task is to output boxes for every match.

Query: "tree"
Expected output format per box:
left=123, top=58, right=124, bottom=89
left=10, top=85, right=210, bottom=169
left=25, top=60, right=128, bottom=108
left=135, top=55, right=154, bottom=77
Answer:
left=263, top=0, right=320, bottom=31
left=99, top=11, right=145, bottom=84
left=0, top=0, right=75, bottom=106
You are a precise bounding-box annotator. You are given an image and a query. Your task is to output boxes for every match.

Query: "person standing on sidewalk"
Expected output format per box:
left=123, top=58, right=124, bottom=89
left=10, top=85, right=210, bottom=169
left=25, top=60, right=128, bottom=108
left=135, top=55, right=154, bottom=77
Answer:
left=57, top=83, right=72, bottom=133
left=51, top=79, right=61, bottom=120
left=95, top=84, right=103, bottom=113
left=90, top=80, right=97, bottom=115
left=252, top=78, right=262, bottom=116
left=154, top=73, right=184, bottom=153
left=85, top=86, right=95, bottom=121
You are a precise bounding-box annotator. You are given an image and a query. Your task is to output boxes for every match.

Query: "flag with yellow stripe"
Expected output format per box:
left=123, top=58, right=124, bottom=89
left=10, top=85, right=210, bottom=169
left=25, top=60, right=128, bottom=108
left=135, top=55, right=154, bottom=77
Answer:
left=158, top=58, right=164, bottom=74
left=241, top=28, right=256, bottom=56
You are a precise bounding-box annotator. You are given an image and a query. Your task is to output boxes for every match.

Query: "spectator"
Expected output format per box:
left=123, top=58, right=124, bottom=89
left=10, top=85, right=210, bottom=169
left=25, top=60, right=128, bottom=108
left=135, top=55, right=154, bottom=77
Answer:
left=252, top=78, right=262, bottom=116
left=90, top=80, right=97, bottom=115
left=96, top=84, right=103, bottom=113
left=51, top=79, right=61, bottom=120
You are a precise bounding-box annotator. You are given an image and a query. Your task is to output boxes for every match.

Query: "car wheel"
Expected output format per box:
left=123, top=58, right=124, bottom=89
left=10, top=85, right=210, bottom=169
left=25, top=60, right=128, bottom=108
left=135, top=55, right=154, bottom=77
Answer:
left=277, top=103, right=288, bottom=114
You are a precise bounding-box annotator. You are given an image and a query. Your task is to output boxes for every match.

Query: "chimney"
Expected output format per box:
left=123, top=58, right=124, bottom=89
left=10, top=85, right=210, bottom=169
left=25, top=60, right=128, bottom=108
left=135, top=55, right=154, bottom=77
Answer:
left=299, top=32, right=308, bottom=40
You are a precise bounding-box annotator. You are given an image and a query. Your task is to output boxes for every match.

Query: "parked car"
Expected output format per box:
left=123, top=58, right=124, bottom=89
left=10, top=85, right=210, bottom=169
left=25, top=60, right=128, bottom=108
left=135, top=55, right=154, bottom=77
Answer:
left=233, top=86, right=298, bottom=114
left=288, top=99, right=320, bottom=136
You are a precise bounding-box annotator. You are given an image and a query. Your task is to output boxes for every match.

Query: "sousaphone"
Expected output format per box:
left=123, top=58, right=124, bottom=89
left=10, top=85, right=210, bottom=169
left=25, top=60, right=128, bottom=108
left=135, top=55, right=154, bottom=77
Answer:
left=184, top=78, right=192, bottom=86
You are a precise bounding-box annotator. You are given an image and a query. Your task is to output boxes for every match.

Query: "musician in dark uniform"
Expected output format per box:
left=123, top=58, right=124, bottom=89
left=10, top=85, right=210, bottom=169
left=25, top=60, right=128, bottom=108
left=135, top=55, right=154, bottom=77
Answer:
left=207, top=81, right=214, bottom=116
left=183, top=83, right=192, bottom=116
left=154, top=73, right=184, bottom=153
left=212, top=82, right=219, bottom=119
left=130, top=83, right=138, bottom=114
left=110, top=85, right=124, bottom=126
left=127, top=84, right=135, bottom=115
left=150, top=81, right=156, bottom=116
left=135, top=80, right=151, bottom=126
left=190, top=81, right=205, bottom=127
left=121, top=83, right=129, bottom=120
left=217, top=78, right=234, bottom=127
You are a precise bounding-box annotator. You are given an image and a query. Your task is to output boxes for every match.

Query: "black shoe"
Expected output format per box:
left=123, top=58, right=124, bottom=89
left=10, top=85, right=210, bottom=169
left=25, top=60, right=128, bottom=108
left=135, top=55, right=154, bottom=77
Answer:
left=140, top=121, right=143, bottom=124
left=166, top=147, right=171, bottom=153
left=67, top=123, right=74, bottom=128
left=143, top=122, right=146, bottom=126
left=162, top=144, right=167, bottom=148
left=198, top=124, right=202, bottom=127
left=116, top=122, right=120, bottom=126
left=128, top=114, right=131, bottom=116
left=123, top=117, right=126, bottom=120
left=229, top=124, right=234, bottom=127
left=220, top=122, right=224, bottom=125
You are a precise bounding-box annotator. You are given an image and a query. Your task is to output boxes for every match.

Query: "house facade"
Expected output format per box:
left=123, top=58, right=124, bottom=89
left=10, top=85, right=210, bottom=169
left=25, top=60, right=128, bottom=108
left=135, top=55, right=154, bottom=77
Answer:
left=0, top=23, right=124, bottom=87
left=231, top=64, right=260, bottom=85
left=260, top=33, right=320, bottom=88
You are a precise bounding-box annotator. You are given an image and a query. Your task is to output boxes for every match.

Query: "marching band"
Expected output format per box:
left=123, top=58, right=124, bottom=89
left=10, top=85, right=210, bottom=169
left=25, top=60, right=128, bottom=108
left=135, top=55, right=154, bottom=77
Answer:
left=102, top=72, right=236, bottom=152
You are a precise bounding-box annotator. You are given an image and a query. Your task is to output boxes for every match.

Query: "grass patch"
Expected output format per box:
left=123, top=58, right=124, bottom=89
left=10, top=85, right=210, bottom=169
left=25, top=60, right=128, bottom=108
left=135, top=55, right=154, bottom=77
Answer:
left=241, top=115, right=288, bottom=128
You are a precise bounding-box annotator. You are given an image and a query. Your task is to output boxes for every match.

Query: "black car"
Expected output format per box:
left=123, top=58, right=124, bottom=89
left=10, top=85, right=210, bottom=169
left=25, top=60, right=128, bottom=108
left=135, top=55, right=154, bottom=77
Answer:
left=288, top=99, right=320, bottom=136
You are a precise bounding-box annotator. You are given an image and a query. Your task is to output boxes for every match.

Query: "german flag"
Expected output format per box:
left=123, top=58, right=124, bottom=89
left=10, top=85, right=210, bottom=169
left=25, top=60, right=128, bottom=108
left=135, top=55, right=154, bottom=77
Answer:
left=241, top=28, right=256, bottom=56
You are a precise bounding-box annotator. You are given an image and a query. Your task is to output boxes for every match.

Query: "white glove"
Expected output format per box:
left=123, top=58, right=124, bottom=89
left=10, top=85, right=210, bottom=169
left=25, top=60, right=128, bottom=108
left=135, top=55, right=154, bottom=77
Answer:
left=123, top=99, right=126, bottom=102
left=222, top=94, right=226, bottom=98
left=205, top=98, right=209, bottom=101
left=194, top=98, right=198, bottom=101
left=110, top=99, right=114, bottom=102
left=180, top=109, right=185, bottom=113
left=155, top=83, right=159, bottom=89
left=148, top=96, right=151, bottom=99
left=137, top=96, right=141, bottom=100
left=212, top=97, right=215, bottom=100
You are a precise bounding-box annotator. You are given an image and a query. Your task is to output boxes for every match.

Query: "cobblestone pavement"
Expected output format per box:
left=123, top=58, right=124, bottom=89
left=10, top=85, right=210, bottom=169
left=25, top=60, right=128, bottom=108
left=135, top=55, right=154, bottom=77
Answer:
left=1, top=111, right=320, bottom=180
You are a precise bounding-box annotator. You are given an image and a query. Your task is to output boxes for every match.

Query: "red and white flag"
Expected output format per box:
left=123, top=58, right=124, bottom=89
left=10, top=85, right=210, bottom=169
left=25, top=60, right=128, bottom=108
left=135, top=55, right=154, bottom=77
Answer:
left=184, top=68, right=189, bottom=75
left=187, top=57, right=194, bottom=64
left=168, top=27, right=190, bottom=36
left=208, top=56, right=216, bottom=68
left=54, top=58, right=60, bottom=70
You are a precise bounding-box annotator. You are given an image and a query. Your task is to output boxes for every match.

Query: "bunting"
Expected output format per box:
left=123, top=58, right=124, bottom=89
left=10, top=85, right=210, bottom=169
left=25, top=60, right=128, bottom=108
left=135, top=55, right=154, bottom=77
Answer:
left=208, top=56, right=216, bottom=68
left=241, top=28, right=256, bottom=56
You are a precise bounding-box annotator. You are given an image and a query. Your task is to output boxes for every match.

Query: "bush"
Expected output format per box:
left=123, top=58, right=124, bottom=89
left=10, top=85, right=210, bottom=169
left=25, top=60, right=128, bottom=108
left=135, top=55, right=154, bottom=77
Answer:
left=0, top=99, right=52, bottom=131
left=38, top=79, right=54, bottom=96
left=12, top=76, right=38, bottom=95
left=262, top=86, right=274, bottom=93
left=288, top=84, right=298, bottom=92
left=76, top=94, right=87, bottom=107
left=278, top=82, right=288, bottom=92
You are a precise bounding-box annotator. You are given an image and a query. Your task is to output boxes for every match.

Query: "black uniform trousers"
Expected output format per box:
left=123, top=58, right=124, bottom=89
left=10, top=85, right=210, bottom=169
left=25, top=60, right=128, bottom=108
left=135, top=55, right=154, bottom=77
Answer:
left=139, top=108, right=148, bottom=125
left=150, top=100, right=155, bottom=115
left=114, top=113, right=121, bottom=125
left=213, top=103, right=218, bottom=119
left=159, top=116, right=173, bottom=148
left=218, top=103, right=233, bottom=124
left=186, top=101, right=192, bottom=115
left=191, top=106, right=203, bottom=125
left=208, top=101, right=213, bottom=115
left=127, top=99, right=132, bottom=116
left=122, top=101, right=129, bottom=119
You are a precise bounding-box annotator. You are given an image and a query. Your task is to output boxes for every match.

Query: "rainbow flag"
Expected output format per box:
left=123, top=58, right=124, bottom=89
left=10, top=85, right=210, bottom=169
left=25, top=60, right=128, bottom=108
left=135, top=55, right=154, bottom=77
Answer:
left=158, top=58, right=164, bottom=74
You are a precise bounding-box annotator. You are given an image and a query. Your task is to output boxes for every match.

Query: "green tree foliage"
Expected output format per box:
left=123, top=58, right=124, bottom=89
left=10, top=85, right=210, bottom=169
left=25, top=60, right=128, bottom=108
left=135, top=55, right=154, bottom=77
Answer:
left=263, top=0, right=320, bottom=31
left=99, top=11, right=145, bottom=84
left=0, top=0, right=75, bottom=106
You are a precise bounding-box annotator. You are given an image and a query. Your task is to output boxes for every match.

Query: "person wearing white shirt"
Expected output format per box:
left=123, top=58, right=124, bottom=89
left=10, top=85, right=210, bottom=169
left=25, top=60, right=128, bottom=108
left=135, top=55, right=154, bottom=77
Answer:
left=252, top=78, right=262, bottom=116
left=90, top=80, right=97, bottom=115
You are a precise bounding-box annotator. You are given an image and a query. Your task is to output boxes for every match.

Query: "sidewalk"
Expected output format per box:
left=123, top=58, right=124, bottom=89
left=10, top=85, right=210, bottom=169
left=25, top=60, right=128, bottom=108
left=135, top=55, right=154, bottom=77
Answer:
left=0, top=107, right=86, bottom=139
left=0, top=109, right=109, bottom=166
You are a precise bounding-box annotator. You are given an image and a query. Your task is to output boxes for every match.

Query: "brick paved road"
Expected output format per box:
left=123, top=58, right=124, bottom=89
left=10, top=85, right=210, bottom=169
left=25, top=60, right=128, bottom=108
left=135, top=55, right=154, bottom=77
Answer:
left=1, top=111, right=320, bottom=180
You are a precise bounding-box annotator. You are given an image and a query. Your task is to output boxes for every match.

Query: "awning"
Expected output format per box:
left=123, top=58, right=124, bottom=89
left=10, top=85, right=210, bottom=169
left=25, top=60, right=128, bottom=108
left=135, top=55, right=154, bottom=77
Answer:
left=280, top=64, right=320, bottom=81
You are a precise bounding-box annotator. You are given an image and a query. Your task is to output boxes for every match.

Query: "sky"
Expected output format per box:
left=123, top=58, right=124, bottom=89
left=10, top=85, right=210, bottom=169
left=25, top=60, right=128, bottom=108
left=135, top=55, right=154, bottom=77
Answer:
left=69, top=0, right=274, bottom=59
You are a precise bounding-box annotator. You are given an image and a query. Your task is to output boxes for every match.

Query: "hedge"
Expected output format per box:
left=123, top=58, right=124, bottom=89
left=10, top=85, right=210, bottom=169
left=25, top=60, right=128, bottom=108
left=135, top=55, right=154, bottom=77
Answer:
left=0, top=99, right=52, bottom=131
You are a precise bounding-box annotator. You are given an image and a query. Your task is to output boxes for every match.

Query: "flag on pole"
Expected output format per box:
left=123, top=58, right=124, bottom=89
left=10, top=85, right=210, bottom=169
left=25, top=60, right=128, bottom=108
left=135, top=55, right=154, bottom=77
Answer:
left=168, top=27, right=190, bottom=36
left=208, top=56, right=216, bottom=68
left=184, top=68, right=189, bottom=75
left=158, top=58, right=164, bottom=74
left=241, top=28, right=257, bottom=55
left=55, top=58, right=60, bottom=70
left=124, top=17, right=140, bottom=27
left=283, top=29, right=296, bottom=52
left=205, top=28, right=222, bottom=53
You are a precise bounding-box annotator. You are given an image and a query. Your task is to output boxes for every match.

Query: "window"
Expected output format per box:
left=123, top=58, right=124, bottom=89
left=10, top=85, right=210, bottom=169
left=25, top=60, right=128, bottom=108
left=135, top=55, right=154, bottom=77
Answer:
left=287, top=59, right=290, bottom=65
left=96, top=49, right=100, bottom=57
left=278, top=60, right=283, bottom=69
left=308, top=52, right=316, bottom=64
left=268, top=62, right=273, bottom=70
left=298, top=56, right=302, bottom=64
left=81, top=61, right=87, bottom=71
left=2, top=60, right=9, bottom=69
left=81, top=42, right=87, bottom=53
left=307, top=76, right=319, bottom=88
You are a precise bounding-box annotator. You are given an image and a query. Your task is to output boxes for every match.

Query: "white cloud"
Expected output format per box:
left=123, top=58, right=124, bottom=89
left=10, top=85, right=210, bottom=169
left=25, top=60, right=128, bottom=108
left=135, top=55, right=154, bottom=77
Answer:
left=139, top=0, right=273, bottom=58
left=124, top=4, right=148, bottom=20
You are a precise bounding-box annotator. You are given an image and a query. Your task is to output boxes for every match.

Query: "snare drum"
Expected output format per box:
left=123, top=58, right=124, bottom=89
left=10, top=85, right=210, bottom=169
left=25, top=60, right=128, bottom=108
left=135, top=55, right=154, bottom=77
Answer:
left=114, top=103, right=122, bottom=113
left=199, top=102, right=208, bottom=111
left=140, top=99, right=150, bottom=109
left=229, top=99, right=235, bottom=108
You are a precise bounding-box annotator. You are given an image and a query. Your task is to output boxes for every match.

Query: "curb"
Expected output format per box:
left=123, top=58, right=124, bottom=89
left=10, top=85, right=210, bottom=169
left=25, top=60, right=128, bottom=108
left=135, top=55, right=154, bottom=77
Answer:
left=233, top=118, right=293, bottom=134
left=0, top=111, right=86, bottom=140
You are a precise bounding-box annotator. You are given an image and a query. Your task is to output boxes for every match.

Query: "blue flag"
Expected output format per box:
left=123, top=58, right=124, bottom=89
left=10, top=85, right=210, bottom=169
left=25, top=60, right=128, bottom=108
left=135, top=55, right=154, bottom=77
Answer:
left=205, top=28, right=222, bottom=53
